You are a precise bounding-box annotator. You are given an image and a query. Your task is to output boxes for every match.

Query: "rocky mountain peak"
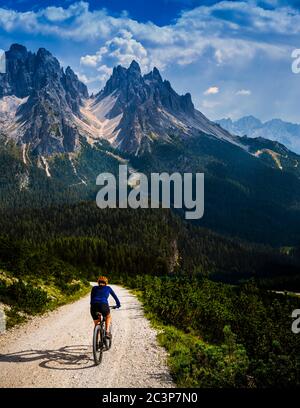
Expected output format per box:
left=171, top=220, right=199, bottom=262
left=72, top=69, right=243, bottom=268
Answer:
left=236, top=115, right=262, bottom=129
left=7, top=43, right=28, bottom=58
left=36, top=47, right=54, bottom=58
left=90, top=59, right=233, bottom=154
left=64, top=66, right=89, bottom=100
left=153, top=67, right=162, bottom=80
left=144, top=67, right=162, bottom=83
left=99, top=65, right=126, bottom=98
left=0, top=44, right=88, bottom=155
left=35, top=47, right=61, bottom=74
left=128, top=60, right=142, bottom=75
left=1, top=48, right=235, bottom=157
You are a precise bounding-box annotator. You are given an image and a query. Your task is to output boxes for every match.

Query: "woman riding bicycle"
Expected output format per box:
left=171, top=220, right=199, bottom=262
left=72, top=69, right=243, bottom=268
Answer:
left=90, top=276, right=121, bottom=339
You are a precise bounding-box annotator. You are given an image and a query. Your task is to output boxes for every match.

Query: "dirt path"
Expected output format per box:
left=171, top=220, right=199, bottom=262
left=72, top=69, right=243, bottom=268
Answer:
left=0, top=285, right=174, bottom=388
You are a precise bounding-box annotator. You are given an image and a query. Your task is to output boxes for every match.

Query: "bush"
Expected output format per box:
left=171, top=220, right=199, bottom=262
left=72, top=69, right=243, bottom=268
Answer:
left=5, top=280, right=49, bottom=314
left=5, top=306, right=26, bottom=329
left=121, top=274, right=300, bottom=387
left=159, top=325, right=249, bottom=388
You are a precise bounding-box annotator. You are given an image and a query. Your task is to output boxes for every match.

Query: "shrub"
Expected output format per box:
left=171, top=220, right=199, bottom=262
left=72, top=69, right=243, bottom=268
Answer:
left=5, top=280, right=49, bottom=314
left=159, top=325, right=249, bottom=388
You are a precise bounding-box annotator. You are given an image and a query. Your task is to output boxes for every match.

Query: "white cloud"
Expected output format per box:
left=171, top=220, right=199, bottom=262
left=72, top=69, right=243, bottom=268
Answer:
left=100, top=30, right=150, bottom=71
left=178, top=1, right=300, bottom=35
left=97, top=65, right=113, bottom=82
left=81, top=30, right=150, bottom=81
left=76, top=72, right=99, bottom=84
left=43, top=2, right=89, bottom=22
left=0, top=1, right=295, bottom=67
left=80, top=54, right=99, bottom=67
left=0, top=1, right=298, bottom=120
left=204, top=86, right=219, bottom=95
left=236, top=89, right=252, bottom=96
left=43, top=7, right=73, bottom=22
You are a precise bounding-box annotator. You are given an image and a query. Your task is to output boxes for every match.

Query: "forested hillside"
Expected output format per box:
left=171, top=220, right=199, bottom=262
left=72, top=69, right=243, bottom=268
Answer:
left=1, top=190, right=300, bottom=387
left=1, top=202, right=300, bottom=288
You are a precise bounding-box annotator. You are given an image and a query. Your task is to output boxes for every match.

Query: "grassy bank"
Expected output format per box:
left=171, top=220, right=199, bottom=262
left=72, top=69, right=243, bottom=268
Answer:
left=0, top=269, right=90, bottom=328
left=117, top=274, right=300, bottom=388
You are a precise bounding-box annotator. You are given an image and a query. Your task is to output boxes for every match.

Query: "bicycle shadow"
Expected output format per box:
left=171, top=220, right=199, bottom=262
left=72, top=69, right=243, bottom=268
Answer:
left=149, top=372, right=174, bottom=386
left=0, top=345, right=96, bottom=370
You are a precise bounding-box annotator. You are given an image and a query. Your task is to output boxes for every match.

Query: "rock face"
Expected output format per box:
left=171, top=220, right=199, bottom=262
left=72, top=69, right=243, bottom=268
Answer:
left=93, top=60, right=235, bottom=154
left=0, top=45, right=250, bottom=156
left=0, top=44, right=88, bottom=155
left=0, top=44, right=35, bottom=98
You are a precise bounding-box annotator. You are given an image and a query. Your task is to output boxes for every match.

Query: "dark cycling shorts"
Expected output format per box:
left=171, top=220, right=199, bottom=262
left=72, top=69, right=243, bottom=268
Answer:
left=90, top=303, right=110, bottom=320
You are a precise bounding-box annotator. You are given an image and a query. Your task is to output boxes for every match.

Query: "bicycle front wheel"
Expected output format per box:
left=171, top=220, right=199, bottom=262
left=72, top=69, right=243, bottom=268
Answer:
left=93, top=325, right=103, bottom=365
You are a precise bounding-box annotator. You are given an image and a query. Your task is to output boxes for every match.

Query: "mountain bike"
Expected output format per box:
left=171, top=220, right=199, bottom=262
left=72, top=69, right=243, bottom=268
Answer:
left=92, top=305, right=118, bottom=365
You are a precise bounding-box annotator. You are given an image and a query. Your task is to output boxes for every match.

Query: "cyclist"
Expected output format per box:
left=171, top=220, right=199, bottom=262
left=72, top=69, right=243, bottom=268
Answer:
left=90, top=276, right=121, bottom=339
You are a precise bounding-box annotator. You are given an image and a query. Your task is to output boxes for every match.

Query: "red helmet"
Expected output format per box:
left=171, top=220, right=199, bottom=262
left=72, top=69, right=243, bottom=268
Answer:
left=97, top=276, right=108, bottom=285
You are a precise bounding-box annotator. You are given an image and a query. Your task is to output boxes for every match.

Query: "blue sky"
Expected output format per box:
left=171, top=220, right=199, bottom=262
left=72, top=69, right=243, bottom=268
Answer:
left=2, top=1, right=224, bottom=25
left=0, top=0, right=300, bottom=123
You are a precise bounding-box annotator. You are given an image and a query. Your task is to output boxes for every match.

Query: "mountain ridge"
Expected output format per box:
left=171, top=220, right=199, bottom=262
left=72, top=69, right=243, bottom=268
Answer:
left=2, top=44, right=300, bottom=246
left=0, top=44, right=242, bottom=156
left=88, top=59, right=239, bottom=155
left=0, top=44, right=88, bottom=155
left=216, top=116, right=300, bottom=155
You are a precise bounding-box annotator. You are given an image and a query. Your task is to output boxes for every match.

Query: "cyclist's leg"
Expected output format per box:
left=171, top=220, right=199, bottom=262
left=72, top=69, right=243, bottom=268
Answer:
left=105, top=313, right=112, bottom=333
left=91, top=304, right=101, bottom=326
left=99, top=303, right=111, bottom=334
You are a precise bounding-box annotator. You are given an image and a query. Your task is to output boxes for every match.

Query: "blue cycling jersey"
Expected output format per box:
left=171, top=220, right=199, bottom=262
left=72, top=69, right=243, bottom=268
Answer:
left=90, top=285, right=121, bottom=307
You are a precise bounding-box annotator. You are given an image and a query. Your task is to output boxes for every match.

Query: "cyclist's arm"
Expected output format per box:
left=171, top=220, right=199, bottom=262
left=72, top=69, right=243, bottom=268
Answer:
left=90, top=286, right=96, bottom=302
left=109, top=287, right=121, bottom=307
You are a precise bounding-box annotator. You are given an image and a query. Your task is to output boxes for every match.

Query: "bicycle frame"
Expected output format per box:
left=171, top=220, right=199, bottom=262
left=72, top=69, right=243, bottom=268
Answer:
left=92, top=305, right=117, bottom=365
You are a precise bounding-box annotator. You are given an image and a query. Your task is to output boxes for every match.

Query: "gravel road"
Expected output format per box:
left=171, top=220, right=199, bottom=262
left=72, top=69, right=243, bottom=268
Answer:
left=0, top=285, right=174, bottom=388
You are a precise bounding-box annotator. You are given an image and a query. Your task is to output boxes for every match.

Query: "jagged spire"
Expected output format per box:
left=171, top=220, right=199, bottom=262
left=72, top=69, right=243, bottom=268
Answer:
left=152, top=67, right=162, bottom=82
left=9, top=43, right=27, bottom=53
left=128, top=60, right=141, bottom=74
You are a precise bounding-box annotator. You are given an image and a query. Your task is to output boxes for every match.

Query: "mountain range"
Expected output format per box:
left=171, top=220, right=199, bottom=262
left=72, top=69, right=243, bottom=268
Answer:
left=216, top=116, right=300, bottom=155
left=0, top=44, right=240, bottom=157
left=1, top=44, right=300, bottom=246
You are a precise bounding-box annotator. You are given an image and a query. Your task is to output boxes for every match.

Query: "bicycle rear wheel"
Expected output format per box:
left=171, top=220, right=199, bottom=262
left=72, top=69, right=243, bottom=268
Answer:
left=107, top=322, right=113, bottom=350
left=93, top=324, right=103, bottom=365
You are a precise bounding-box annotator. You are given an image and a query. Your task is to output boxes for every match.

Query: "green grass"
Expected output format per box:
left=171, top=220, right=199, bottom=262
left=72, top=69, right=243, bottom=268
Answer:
left=0, top=270, right=91, bottom=329
left=128, top=286, right=249, bottom=388
left=158, top=325, right=249, bottom=388
left=119, top=275, right=300, bottom=388
left=5, top=306, right=27, bottom=329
